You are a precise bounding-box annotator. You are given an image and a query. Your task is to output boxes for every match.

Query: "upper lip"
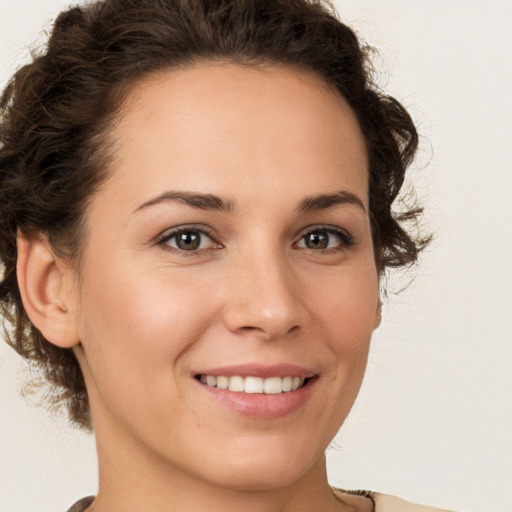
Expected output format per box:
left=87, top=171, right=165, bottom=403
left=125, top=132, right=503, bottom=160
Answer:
left=195, top=363, right=317, bottom=379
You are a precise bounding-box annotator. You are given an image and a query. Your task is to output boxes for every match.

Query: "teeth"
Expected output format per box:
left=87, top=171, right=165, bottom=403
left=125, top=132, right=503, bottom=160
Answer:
left=264, top=377, right=283, bottom=394
left=199, top=375, right=308, bottom=394
left=228, top=376, right=244, bottom=392
left=217, top=376, right=229, bottom=390
left=244, top=376, right=263, bottom=394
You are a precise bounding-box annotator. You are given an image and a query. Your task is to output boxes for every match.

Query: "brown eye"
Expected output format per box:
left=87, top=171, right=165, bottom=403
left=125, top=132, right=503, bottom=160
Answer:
left=175, top=231, right=201, bottom=250
left=162, top=229, right=214, bottom=251
left=303, top=231, right=329, bottom=249
left=296, top=228, right=352, bottom=251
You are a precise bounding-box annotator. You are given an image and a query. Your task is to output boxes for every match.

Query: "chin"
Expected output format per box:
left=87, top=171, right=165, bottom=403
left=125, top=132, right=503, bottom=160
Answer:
left=194, top=437, right=322, bottom=492
left=211, top=465, right=308, bottom=492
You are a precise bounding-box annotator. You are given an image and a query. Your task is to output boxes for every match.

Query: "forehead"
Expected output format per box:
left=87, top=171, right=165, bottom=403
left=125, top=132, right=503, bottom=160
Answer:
left=102, top=62, right=369, bottom=211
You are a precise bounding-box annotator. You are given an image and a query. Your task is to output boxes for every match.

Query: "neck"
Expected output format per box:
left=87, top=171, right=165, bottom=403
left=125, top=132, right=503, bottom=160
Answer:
left=89, top=425, right=347, bottom=512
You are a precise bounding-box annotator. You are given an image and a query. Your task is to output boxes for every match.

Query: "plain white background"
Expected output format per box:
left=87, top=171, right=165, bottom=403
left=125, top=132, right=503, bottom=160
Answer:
left=0, top=1, right=511, bottom=511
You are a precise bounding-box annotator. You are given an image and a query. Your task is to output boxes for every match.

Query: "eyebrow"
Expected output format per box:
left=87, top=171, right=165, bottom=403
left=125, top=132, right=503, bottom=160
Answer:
left=133, top=191, right=235, bottom=214
left=298, top=190, right=366, bottom=213
left=133, top=189, right=366, bottom=215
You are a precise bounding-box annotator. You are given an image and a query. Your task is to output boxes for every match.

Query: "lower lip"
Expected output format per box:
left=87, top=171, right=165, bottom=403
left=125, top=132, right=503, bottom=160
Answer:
left=196, top=378, right=317, bottom=418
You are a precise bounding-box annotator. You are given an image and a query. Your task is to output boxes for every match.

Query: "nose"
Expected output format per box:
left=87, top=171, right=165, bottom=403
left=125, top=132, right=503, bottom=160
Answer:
left=222, top=250, right=306, bottom=341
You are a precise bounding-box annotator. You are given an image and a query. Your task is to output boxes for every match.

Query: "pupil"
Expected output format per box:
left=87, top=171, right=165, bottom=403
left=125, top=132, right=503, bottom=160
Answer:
left=177, top=231, right=200, bottom=250
left=306, top=232, right=328, bottom=249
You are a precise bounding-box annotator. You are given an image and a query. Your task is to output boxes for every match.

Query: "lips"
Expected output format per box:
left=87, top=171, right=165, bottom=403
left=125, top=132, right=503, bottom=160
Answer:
left=194, top=363, right=318, bottom=418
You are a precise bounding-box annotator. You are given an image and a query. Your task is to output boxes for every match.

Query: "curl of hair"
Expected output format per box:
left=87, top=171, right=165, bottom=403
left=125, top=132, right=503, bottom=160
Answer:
left=0, top=0, right=428, bottom=429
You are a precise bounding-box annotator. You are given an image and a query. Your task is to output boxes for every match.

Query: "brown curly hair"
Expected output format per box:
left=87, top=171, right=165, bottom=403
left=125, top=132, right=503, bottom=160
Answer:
left=0, top=0, right=427, bottom=430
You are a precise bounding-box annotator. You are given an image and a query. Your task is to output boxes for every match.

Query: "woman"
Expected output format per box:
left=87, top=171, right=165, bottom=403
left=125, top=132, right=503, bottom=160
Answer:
left=0, top=1, right=451, bottom=511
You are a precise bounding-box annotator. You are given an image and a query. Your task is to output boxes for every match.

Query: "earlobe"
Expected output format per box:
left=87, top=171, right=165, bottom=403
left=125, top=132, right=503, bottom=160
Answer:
left=16, top=231, right=79, bottom=348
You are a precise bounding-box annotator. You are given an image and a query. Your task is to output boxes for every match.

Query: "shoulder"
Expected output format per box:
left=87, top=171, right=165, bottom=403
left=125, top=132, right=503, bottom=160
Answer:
left=372, top=492, right=455, bottom=512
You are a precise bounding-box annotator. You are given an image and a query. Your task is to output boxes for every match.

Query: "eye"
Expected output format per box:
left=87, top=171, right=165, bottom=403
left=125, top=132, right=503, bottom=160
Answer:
left=158, top=228, right=219, bottom=252
left=296, top=227, right=353, bottom=251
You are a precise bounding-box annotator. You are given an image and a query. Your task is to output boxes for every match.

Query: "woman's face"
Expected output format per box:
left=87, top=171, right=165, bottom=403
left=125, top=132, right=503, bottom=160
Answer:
left=71, top=63, right=380, bottom=490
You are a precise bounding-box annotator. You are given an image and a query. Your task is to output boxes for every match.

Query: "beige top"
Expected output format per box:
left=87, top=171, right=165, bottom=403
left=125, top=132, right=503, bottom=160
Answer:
left=67, top=491, right=455, bottom=511
left=372, top=493, right=454, bottom=512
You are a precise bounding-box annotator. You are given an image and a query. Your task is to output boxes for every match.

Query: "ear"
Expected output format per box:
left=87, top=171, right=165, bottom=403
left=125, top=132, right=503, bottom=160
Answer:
left=16, top=230, right=80, bottom=348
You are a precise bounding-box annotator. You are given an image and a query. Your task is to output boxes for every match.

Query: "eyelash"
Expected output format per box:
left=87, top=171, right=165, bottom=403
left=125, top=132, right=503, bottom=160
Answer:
left=156, top=225, right=354, bottom=256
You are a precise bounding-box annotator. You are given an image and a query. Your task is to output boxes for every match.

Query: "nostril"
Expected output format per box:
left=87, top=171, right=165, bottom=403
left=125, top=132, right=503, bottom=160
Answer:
left=234, top=324, right=300, bottom=342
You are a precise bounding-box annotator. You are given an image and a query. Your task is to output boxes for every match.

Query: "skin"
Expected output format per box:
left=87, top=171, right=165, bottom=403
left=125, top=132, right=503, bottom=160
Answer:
left=19, top=63, right=379, bottom=511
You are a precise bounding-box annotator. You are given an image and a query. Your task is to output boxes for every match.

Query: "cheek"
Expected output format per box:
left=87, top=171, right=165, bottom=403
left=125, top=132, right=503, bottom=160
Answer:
left=304, top=261, right=379, bottom=410
left=296, top=268, right=378, bottom=446
left=308, top=264, right=379, bottom=346
left=80, top=253, right=213, bottom=337
left=75, top=258, right=219, bottom=403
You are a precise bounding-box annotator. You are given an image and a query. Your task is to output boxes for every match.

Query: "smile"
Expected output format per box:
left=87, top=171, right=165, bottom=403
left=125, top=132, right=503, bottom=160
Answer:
left=198, top=375, right=307, bottom=394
